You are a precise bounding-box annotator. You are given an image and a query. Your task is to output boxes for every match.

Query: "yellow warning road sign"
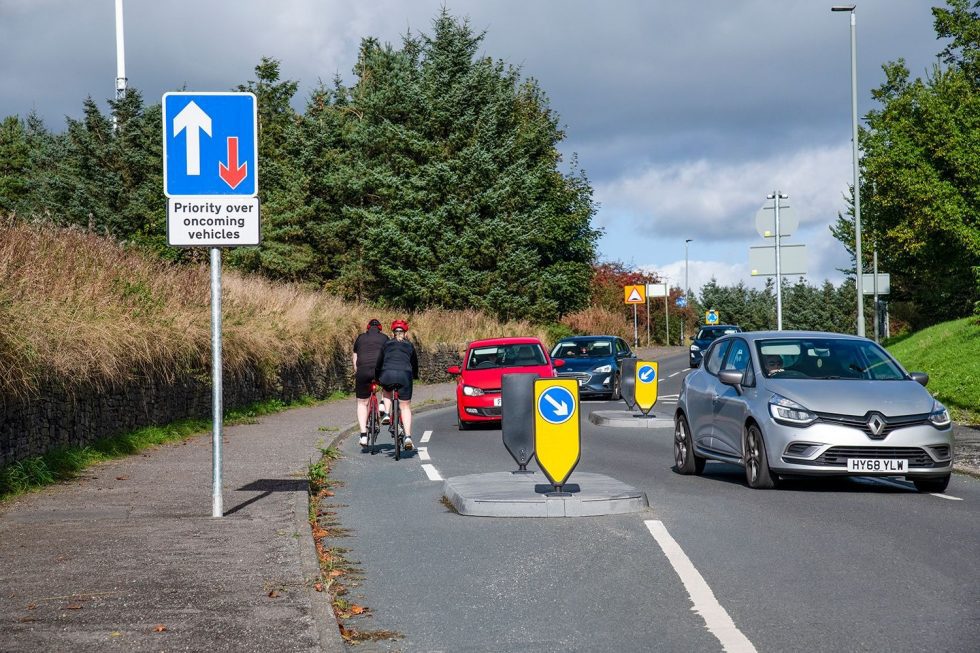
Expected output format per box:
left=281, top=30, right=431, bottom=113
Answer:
left=705, top=309, right=719, bottom=325
left=533, top=378, right=581, bottom=487
left=624, top=284, right=646, bottom=304
left=634, top=361, right=659, bottom=415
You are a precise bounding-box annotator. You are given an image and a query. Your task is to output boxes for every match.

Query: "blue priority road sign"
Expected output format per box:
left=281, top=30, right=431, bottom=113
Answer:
left=163, top=92, right=258, bottom=197
left=537, top=385, right=576, bottom=425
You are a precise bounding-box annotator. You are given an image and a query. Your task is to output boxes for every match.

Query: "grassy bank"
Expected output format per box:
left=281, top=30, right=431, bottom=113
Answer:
left=886, top=316, right=979, bottom=423
left=0, top=222, right=547, bottom=400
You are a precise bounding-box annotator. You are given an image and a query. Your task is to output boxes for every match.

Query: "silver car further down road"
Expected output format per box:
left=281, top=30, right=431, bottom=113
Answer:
left=674, top=331, right=954, bottom=492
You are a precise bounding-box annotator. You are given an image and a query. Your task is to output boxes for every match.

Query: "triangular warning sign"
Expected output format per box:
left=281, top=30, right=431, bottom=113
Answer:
left=626, top=288, right=643, bottom=303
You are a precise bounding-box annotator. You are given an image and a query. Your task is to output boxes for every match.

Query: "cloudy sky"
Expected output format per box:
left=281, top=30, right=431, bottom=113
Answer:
left=0, top=0, right=946, bottom=296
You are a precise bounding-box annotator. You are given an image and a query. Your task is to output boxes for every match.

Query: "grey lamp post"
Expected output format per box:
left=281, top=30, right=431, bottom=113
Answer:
left=832, top=4, right=865, bottom=337
left=684, top=239, right=692, bottom=346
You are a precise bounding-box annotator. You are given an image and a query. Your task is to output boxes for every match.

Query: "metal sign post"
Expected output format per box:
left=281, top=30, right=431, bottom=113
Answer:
left=163, top=92, right=259, bottom=517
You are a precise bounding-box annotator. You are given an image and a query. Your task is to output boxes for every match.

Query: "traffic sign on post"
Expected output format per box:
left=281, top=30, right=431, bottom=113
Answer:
left=633, top=362, right=659, bottom=415
left=705, top=310, right=719, bottom=325
left=624, top=285, right=646, bottom=304
left=164, top=92, right=260, bottom=248
left=534, top=378, right=581, bottom=493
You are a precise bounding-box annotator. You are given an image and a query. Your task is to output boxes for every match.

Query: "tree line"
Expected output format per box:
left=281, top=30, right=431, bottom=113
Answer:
left=1, top=5, right=976, bottom=332
left=0, top=11, right=598, bottom=324
left=833, top=0, right=980, bottom=329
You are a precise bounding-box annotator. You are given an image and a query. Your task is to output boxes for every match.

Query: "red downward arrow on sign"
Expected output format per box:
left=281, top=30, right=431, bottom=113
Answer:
left=218, top=137, right=247, bottom=189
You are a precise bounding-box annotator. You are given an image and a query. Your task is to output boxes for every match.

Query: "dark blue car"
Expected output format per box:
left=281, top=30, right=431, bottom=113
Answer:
left=550, top=336, right=635, bottom=399
left=689, top=324, right=742, bottom=367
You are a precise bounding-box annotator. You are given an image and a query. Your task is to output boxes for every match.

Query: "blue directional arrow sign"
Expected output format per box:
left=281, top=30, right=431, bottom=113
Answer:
left=638, top=365, right=657, bottom=384
left=537, top=385, right=576, bottom=425
left=163, top=92, right=258, bottom=197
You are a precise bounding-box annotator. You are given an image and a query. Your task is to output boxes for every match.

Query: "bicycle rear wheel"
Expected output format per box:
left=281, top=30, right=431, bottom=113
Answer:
left=367, top=392, right=380, bottom=454
left=392, top=394, right=402, bottom=461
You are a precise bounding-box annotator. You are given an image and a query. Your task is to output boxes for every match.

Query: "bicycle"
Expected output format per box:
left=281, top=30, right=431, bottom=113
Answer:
left=364, top=382, right=383, bottom=455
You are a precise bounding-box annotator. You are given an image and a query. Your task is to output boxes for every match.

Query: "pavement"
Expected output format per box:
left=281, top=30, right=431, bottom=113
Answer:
left=0, top=382, right=458, bottom=653
left=0, top=379, right=976, bottom=652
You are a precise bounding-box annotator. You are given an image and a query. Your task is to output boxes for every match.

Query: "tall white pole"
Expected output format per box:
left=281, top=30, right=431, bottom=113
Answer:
left=113, top=0, right=127, bottom=132
left=115, top=0, right=127, bottom=100
left=773, top=192, right=784, bottom=330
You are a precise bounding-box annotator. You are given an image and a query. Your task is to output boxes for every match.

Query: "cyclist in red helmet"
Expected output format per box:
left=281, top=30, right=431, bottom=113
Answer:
left=353, top=319, right=389, bottom=446
left=374, top=320, right=419, bottom=449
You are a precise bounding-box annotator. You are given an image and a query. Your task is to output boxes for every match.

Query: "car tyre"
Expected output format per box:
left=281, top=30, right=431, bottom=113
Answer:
left=673, top=414, right=705, bottom=475
left=458, top=415, right=473, bottom=431
left=609, top=373, right=621, bottom=401
left=912, top=475, right=950, bottom=493
left=744, top=424, right=778, bottom=489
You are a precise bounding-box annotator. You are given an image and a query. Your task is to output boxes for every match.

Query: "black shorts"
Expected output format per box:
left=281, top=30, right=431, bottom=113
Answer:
left=355, top=368, right=378, bottom=399
left=379, top=369, right=413, bottom=401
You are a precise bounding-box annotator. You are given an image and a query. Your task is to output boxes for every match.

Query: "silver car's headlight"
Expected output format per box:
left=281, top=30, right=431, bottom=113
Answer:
left=462, top=385, right=484, bottom=397
left=768, top=394, right=817, bottom=426
left=593, top=364, right=612, bottom=373
left=690, top=344, right=700, bottom=351
left=929, top=400, right=951, bottom=427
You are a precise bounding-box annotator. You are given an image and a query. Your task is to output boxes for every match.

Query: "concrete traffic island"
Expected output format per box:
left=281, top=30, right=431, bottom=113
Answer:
left=443, top=471, right=648, bottom=517
left=589, top=410, right=674, bottom=429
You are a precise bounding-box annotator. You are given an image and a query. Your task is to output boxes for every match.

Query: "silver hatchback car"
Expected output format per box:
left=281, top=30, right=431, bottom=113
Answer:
left=674, top=331, right=954, bottom=492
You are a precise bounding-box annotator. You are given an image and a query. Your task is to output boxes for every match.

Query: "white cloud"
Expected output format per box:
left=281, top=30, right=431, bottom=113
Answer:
left=594, top=142, right=853, bottom=240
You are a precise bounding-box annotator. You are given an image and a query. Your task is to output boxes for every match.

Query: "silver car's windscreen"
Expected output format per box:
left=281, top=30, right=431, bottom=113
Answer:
left=755, top=338, right=906, bottom=380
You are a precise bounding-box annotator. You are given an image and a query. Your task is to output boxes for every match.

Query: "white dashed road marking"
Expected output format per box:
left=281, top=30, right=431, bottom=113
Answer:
left=417, top=447, right=431, bottom=461
left=645, top=520, right=757, bottom=653
left=420, top=463, right=443, bottom=481
left=421, top=430, right=433, bottom=443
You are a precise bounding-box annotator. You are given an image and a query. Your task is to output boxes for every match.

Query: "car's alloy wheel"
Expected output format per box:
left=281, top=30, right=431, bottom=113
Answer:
left=673, top=414, right=704, bottom=475
left=610, top=373, right=621, bottom=401
left=744, top=424, right=777, bottom=489
left=912, top=474, right=950, bottom=493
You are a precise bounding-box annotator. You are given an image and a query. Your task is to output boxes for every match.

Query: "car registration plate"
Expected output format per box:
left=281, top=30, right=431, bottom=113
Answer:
left=847, top=458, right=907, bottom=473
left=493, top=397, right=502, bottom=407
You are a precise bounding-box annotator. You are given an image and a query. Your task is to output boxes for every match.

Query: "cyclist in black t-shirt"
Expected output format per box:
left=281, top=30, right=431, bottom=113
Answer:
left=374, top=319, right=419, bottom=450
left=353, top=319, right=389, bottom=446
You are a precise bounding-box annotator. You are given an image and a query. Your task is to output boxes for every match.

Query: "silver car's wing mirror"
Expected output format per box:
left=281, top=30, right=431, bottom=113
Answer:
left=909, top=372, right=929, bottom=387
left=717, top=369, right=745, bottom=394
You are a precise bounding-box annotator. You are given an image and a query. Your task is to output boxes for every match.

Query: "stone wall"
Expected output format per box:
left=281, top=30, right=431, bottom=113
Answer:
left=0, top=343, right=462, bottom=469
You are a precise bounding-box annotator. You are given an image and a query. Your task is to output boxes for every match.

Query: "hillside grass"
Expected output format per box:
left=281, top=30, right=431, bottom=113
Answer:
left=886, top=316, right=980, bottom=423
left=0, top=222, right=547, bottom=399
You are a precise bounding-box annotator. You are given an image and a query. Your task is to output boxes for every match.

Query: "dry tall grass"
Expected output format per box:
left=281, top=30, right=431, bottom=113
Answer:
left=561, top=306, right=631, bottom=339
left=0, top=223, right=547, bottom=398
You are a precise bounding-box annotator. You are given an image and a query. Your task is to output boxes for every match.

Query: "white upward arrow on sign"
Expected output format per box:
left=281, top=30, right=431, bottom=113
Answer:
left=173, top=101, right=212, bottom=176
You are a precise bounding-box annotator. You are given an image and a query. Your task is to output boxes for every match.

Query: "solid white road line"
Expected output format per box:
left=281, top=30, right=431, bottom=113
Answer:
left=645, top=520, right=757, bottom=653
left=417, top=447, right=431, bottom=461
left=420, top=430, right=433, bottom=443
left=866, top=476, right=963, bottom=501
left=669, top=370, right=684, bottom=378
left=420, top=463, right=442, bottom=481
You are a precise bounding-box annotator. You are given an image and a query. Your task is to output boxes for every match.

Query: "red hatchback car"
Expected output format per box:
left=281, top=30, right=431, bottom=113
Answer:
left=447, top=337, right=563, bottom=430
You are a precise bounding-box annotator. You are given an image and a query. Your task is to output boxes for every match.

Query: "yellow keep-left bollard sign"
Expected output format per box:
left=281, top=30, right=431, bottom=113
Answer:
left=634, top=361, right=659, bottom=415
left=533, top=378, right=581, bottom=488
